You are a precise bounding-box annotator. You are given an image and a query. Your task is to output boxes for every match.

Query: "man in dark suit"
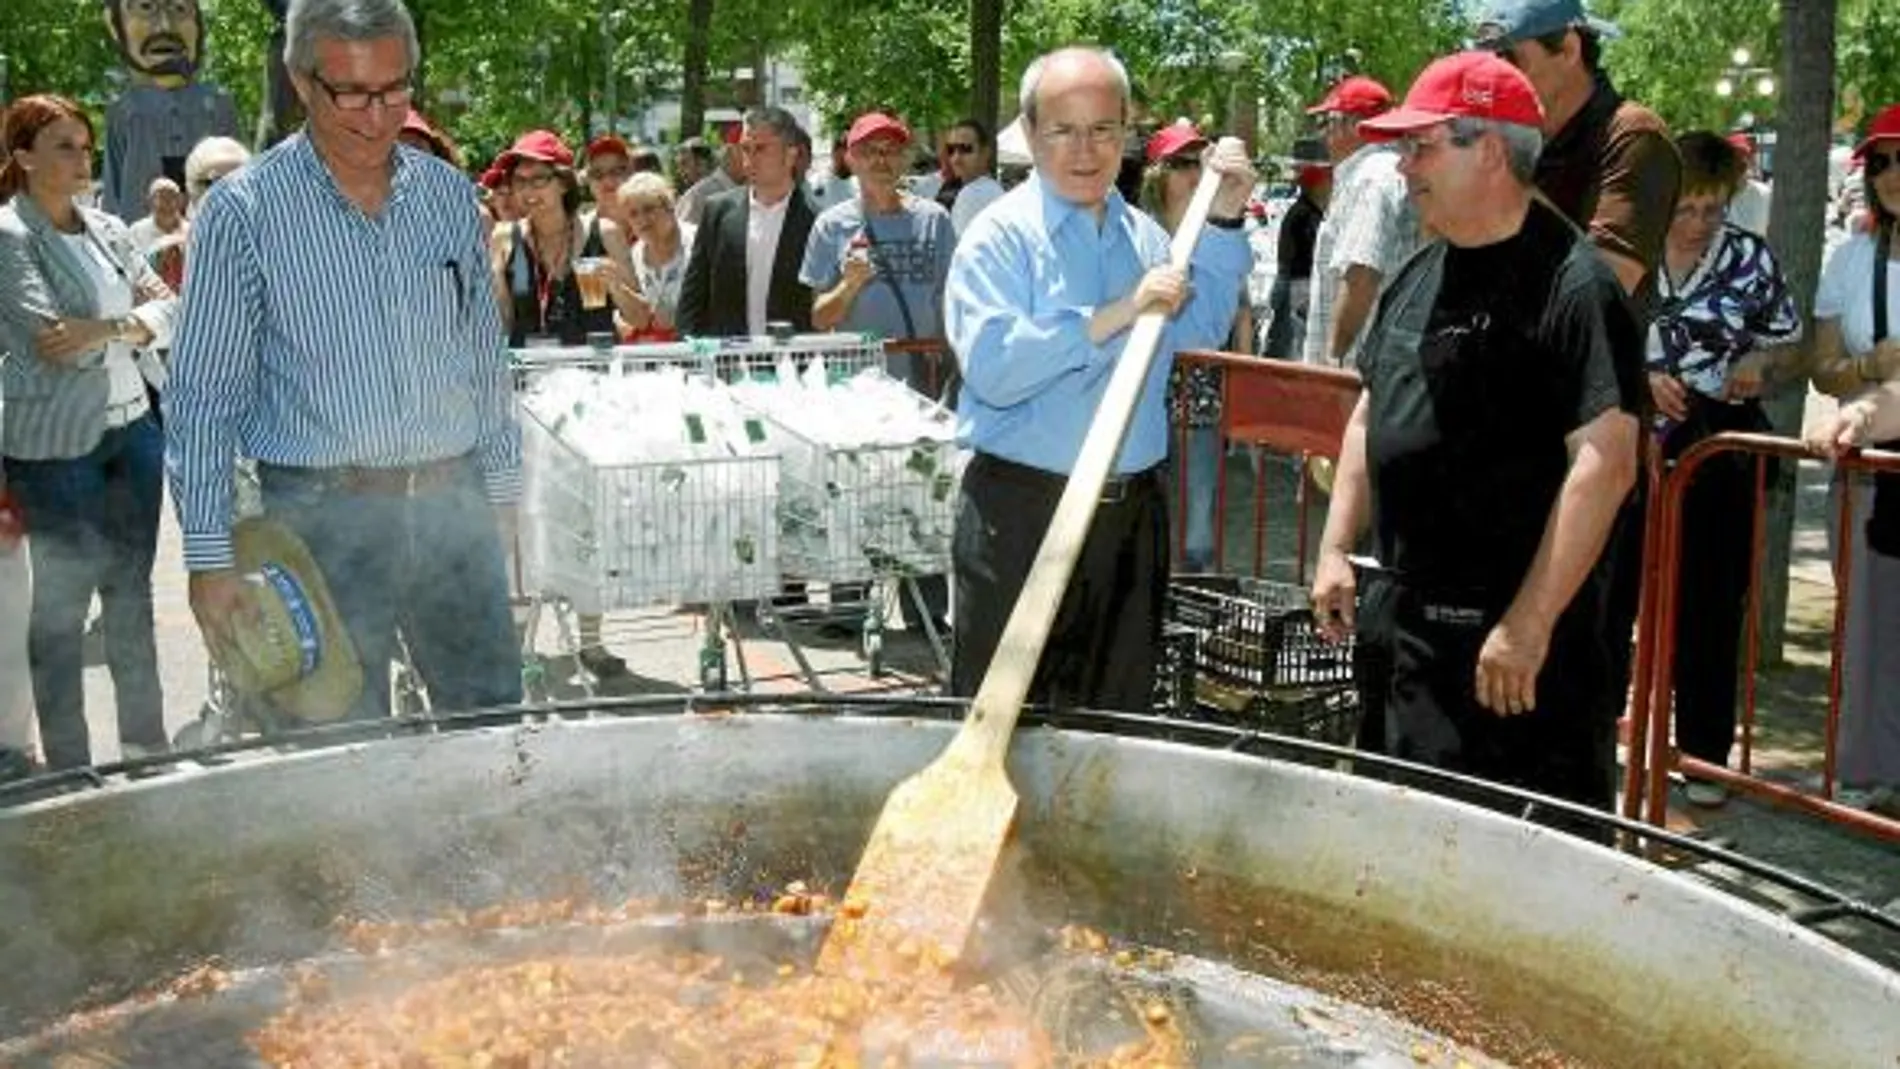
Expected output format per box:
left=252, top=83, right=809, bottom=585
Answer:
left=678, top=106, right=816, bottom=337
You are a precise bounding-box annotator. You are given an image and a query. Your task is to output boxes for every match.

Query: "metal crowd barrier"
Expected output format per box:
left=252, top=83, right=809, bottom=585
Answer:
left=1170, top=352, right=1360, bottom=582
left=1625, top=431, right=1900, bottom=844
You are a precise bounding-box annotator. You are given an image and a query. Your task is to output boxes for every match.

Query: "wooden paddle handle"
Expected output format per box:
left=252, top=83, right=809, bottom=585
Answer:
left=953, top=164, right=1227, bottom=766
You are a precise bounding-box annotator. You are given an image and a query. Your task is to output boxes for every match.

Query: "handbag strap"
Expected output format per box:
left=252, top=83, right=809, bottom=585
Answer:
left=859, top=215, right=918, bottom=339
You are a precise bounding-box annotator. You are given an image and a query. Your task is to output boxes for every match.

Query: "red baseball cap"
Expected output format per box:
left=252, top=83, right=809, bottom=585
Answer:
left=478, top=165, right=508, bottom=190
left=399, top=109, right=454, bottom=159
left=498, top=129, right=575, bottom=169
left=1145, top=123, right=1208, bottom=164
left=1725, top=132, right=1757, bottom=159
left=847, top=112, right=911, bottom=149
left=585, top=134, right=630, bottom=161
left=1359, top=52, right=1545, bottom=139
left=1307, top=76, right=1394, bottom=118
left=1854, top=103, right=1900, bottom=159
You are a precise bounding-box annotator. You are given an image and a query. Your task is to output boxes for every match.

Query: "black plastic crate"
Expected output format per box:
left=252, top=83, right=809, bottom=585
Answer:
left=1164, top=575, right=1354, bottom=690
left=1191, top=676, right=1362, bottom=745
left=1152, top=623, right=1197, bottom=715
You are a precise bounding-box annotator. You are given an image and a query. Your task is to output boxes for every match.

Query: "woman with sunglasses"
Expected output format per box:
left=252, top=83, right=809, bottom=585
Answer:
left=0, top=95, right=178, bottom=769
left=1142, top=122, right=1251, bottom=573
left=486, top=130, right=640, bottom=682
left=1645, top=131, right=1803, bottom=808
left=1806, top=103, right=1900, bottom=815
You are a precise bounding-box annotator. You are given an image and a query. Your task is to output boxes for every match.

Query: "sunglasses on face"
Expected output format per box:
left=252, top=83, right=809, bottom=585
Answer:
left=944, top=142, right=978, bottom=156
left=1868, top=150, right=1899, bottom=178
left=1161, top=155, right=1202, bottom=172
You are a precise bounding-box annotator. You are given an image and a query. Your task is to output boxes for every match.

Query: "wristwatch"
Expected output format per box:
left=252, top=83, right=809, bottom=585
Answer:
left=1206, top=214, right=1245, bottom=229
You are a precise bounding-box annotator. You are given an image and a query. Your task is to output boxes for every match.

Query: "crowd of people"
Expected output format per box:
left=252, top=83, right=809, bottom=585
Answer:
left=0, top=0, right=1897, bottom=830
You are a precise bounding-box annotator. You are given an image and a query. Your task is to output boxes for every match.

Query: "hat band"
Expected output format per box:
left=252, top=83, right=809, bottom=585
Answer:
left=260, top=563, right=322, bottom=678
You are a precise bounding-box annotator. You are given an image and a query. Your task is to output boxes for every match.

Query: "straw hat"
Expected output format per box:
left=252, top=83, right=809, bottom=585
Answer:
left=205, top=518, right=363, bottom=723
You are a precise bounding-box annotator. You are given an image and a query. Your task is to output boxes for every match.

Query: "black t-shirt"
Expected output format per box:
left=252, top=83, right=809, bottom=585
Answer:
left=1358, top=199, right=1644, bottom=598
left=1276, top=191, right=1323, bottom=282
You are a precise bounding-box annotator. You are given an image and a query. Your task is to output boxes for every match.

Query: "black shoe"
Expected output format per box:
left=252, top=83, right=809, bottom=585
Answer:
left=577, top=646, right=629, bottom=679
left=0, top=746, right=36, bottom=783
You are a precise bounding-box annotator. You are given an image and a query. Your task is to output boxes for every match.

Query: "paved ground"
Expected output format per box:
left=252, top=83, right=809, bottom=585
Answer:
left=40, top=395, right=1900, bottom=973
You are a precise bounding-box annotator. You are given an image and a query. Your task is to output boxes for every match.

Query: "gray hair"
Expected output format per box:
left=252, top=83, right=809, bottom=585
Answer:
left=284, top=0, right=419, bottom=76
left=146, top=176, right=183, bottom=201
left=1018, top=46, right=1131, bottom=128
left=184, top=136, right=251, bottom=203
left=618, top=171, right=676, bottom=209
left=1447, top=116, right=1543, bottom=183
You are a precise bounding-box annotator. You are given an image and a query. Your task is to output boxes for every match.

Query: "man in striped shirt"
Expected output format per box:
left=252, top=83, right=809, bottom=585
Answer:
left=165, top=0, right=522, bottom=720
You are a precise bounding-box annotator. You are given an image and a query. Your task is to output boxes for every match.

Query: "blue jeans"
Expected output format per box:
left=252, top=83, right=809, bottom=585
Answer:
left=1170, top=424, right=1223, bottom=572
left=259, top=460, right=522, bottom=720
left=5, top=415, right=166, bottom=769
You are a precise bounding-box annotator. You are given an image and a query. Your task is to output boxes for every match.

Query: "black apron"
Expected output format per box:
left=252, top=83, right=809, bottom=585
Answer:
left=1356, top=244, right=1618, bottom=818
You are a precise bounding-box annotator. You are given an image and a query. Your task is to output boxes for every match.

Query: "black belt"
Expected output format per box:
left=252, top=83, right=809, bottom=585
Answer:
left=968, top=452, right=1159, bottom=505
left=260, top=454, right=471, bottom=496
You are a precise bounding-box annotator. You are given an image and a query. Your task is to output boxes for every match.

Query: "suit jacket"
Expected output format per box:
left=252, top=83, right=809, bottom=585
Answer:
left=0, top=196, right=178, bottom=460
left=677, top=185, right=815, bottom=338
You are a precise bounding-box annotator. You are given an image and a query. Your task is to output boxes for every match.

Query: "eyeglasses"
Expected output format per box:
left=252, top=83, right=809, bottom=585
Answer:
left=1395, top=128, right=1479, bottom=160
left=591, top=166, right=631, bottom=183
left=1672, top=202, right=1728, bottom=225
left=310, top=70, right=413, bottom=112
left=513, top=170, right=559, bottom=190
left=1868, top=150, right=1899, bottom=178
left=1038, top=121, right=1123, bottom=149
left=1161, top=155, right=1202, bottom=173
left=855, top=143, right=906, bottom=162
left=944, top=142, right=978, bottom=156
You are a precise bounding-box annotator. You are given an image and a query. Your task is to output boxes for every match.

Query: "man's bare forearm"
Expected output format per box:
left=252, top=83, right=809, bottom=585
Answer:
left=1320, top=395, right=1373, bottom=556
left=1505, top=413, right=1638, bottom=633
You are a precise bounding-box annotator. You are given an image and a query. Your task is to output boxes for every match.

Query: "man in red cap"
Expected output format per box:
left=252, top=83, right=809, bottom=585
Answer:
left=1311, top=52, right=1645, bottom=829
left=799, top=110, right=958, bottom=633
left=1300, top=74, right=1418, bottom=369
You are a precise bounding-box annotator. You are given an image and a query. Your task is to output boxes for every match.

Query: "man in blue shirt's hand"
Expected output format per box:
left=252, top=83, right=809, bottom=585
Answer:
left=945, top=45, right=1256, bottom=712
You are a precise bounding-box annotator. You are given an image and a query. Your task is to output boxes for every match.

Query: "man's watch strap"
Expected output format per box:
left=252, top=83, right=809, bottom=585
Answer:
left=1207, top=214, right=1244, bottom=230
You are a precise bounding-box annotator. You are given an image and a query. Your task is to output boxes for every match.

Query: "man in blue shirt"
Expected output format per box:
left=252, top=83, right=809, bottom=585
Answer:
left=167, top=0, right=522, bottom=722
left=945, top=45, right=1255, bottom=711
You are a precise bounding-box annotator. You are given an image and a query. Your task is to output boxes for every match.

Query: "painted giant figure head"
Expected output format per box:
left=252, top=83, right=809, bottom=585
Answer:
left=105, top=0, right=206, bottom=87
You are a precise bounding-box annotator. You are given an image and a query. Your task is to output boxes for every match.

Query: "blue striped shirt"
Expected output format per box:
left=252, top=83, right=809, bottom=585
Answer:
left=164, top=133, right=519, bottom=572
left=945, top=173, right=1250, bottom=475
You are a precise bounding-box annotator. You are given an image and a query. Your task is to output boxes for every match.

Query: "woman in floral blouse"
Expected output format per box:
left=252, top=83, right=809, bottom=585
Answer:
left=1647, top=131, right=1802, bottom=807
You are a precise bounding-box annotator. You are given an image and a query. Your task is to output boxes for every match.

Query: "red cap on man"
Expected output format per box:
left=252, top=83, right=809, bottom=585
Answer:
left=1854, top=103, right=1900, bottom=160
left=846, top=112, right=911, bottom=149
left=1307, top=76, right=1395, bottom=118
left=497, top=129, right=575, bottom=169
left=1358, top=52, right=1545, bottom=139
left=1145, top=122, right=1208, bottom=165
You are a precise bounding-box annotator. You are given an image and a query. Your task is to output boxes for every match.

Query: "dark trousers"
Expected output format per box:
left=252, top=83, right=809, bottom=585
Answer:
left=950, top=454, right=1167, bottom=712
left=259, top=461, right=523, bottom=720
left=1665, top=403, right=1768, bottom=768
left=5, top=415, right=167, bottom=769
left=1374, top=584, right=1617, bottom=840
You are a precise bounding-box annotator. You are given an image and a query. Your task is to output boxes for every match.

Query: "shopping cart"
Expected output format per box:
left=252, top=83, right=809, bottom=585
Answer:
left=514, top=344, right=782, bottom=694
left=711, top=334, right=959, bottom=682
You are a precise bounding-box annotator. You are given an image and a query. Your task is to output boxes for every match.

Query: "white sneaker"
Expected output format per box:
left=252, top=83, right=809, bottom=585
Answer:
left=1683, top=779, right=1729, bottom=808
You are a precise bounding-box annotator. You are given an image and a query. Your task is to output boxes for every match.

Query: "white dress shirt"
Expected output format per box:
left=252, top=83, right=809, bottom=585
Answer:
left=60, top=232, right=149, bottom=424
left=745, top=190, right=792, bottom=337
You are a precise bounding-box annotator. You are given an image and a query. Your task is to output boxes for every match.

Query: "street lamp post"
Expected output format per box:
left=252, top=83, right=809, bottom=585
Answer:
left=1715, top=45, right=1776, bottom=130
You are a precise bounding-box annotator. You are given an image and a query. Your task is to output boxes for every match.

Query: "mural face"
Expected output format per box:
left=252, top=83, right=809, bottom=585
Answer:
left=107, top=0, right=205, bottom=85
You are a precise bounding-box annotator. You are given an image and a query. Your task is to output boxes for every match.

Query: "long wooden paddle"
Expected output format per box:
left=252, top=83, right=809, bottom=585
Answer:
left=816, top=164, right=1226, bottom=977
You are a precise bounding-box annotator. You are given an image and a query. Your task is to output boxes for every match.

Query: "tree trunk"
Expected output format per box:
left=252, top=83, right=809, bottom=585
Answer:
left=1757, top=0, right=1837, bottom=664
left=679, top=0, right=715, bottom=138
left=969, top=0, right=1003, bottom=128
